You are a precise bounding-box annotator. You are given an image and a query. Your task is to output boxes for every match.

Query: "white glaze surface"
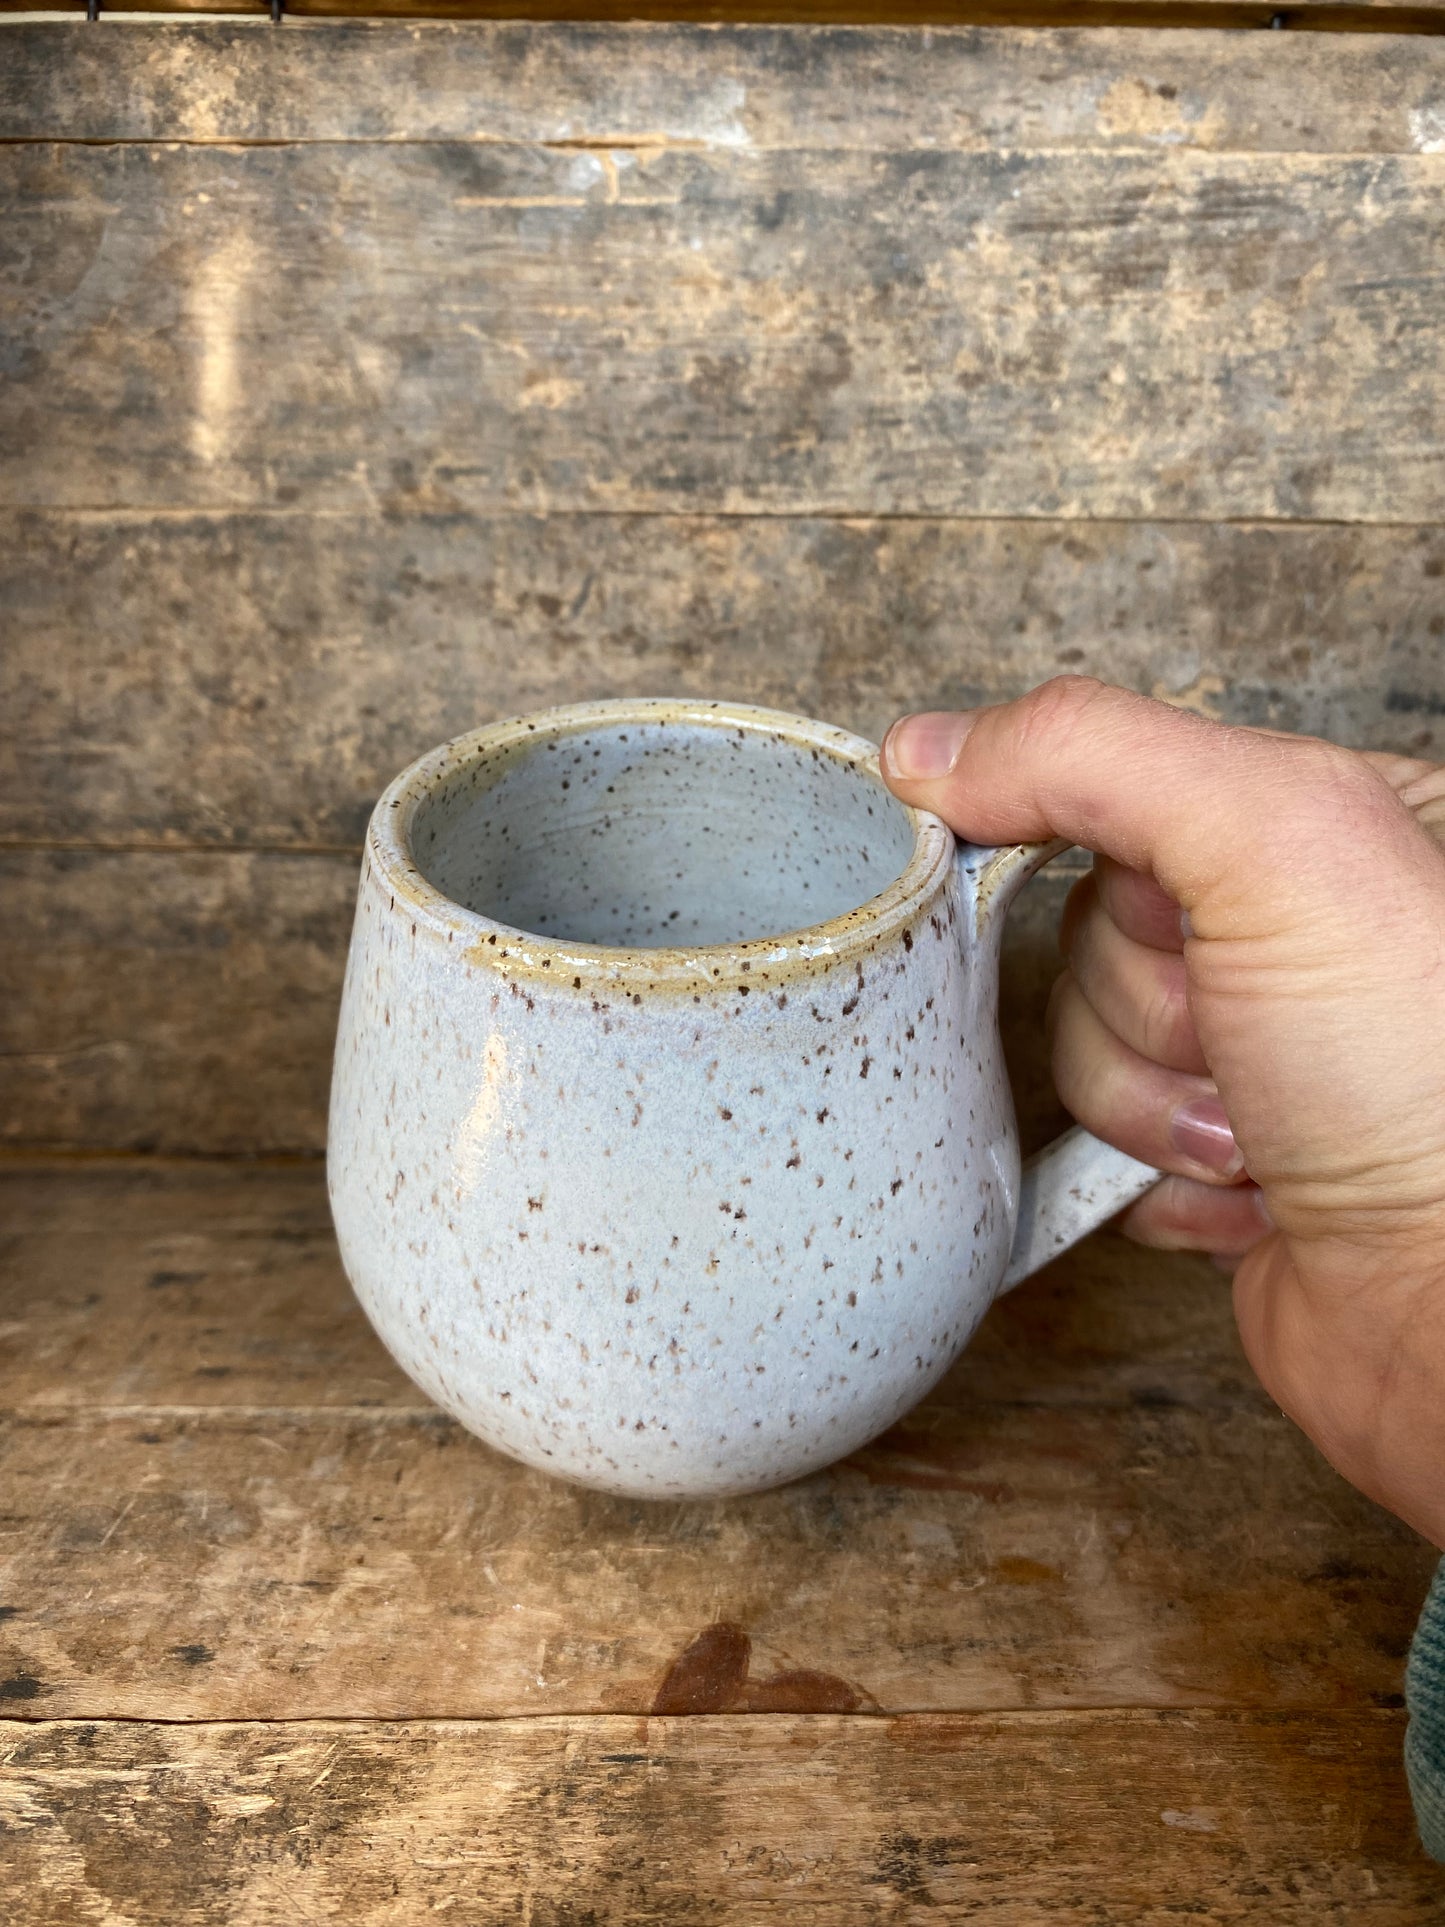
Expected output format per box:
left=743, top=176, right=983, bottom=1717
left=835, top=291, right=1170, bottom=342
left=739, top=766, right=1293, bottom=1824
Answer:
left=328, top=700, right=1018, bottom=1498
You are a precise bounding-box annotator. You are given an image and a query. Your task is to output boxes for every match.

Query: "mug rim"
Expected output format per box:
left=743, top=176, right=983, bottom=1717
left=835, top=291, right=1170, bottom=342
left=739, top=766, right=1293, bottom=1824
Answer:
left=365, top=697, right=955, bottom=992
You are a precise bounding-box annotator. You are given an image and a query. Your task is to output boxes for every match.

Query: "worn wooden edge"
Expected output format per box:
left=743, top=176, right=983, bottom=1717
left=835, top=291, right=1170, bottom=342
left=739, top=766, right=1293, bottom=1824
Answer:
left=3, top=1396, right=1430, bottom=1719
left=0, top=1711, right=1438, bottom=1922
left=5, top=20, right=1445, bottom=154
left=0, top=847, right=355, bottom=1155
left=3, top=1, right=1445, bottom=30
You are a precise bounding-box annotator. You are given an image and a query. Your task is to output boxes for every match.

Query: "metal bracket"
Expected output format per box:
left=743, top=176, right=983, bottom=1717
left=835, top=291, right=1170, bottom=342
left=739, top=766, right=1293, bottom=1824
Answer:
left=86, top=0, right=100, bottom=18
left=271, top=0, right=284, bottom=21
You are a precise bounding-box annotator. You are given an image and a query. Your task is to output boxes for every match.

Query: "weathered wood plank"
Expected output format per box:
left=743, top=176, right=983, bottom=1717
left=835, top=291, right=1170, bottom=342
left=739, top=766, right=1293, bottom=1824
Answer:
left=3, top=141, right=1442, bottom=520
left=0, top=1162, right=1262, bottom=1416
left=4, top=22, right=1444, bottom=154
left=1, top=1712, right=1438, bottom=1922
left=0, top=848, right=1078, bottom=1153
left=4, top=506, right=1440, bottom=1154
left=0, top=1394, right=1430, bottom=1717
left=0, top=1162, right=410, bottom=1411
left=0, top=1368, right=1428, bottom=1716
left=0, top=850, right=352, bottom=1154
left=3, top=512, right=1441, bottom=852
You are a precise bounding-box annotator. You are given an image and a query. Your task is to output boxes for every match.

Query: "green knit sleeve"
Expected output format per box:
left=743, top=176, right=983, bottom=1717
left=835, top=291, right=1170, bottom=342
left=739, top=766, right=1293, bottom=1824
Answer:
left=1407, top=1559, right=1445, bottom=1862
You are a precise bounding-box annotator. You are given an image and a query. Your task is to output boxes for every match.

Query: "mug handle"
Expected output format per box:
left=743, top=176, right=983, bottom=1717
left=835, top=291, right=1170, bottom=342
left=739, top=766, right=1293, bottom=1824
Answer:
left=956, top=837, right=1162, bottom=1295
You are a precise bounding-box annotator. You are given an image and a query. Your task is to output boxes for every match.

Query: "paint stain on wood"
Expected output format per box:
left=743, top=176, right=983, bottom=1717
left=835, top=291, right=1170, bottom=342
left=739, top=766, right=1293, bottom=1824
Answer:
left=652, top=1623, right=868, bottom=1715
left=653, top=1622, right=752, bottom=1714
left=992, top=1557, right=1064, bottom=1587
left=743, top=1667, right=863, bottom=1715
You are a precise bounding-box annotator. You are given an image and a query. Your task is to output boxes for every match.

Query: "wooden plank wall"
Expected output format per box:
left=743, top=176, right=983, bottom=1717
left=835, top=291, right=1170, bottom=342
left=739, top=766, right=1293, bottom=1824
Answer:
left=2, top=20, right=1444, bottom=1155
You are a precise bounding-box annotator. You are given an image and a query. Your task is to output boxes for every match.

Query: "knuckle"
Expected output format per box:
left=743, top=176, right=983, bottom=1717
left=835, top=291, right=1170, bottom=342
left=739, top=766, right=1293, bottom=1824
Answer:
left=1278, top=737, right=1388, bottom=821
left=1143, top=970, right=1196, bottom=1066
left=1150, top=1177, right=1195, bottom=1236
left=1013, top=675, right=1112, bottom=754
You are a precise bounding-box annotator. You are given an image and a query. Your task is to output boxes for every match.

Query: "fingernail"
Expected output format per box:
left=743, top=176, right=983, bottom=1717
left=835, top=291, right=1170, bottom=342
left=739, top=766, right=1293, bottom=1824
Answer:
left=883, top=712, right=976, bottom=782
left=1171, top=1095, right=1245, bottom=1178
left=1252, top=1187, right=1274, bottom=1228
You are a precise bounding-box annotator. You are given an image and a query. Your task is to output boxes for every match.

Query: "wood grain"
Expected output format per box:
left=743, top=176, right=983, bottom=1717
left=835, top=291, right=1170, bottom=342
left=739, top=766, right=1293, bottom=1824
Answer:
left=0, top=1167, right=1432, bottom=1723
left=4, top=22, right=1444, bottom=152
left=4, top=140, right=1443, bottom=521
left=2, top=1399, right=1426, bottom=1719
left=0, top=849, right=352, bottom=1154
left=2, top=1712, right=1440, bottom=1924
left=4, top=512, right=1442, bottom=852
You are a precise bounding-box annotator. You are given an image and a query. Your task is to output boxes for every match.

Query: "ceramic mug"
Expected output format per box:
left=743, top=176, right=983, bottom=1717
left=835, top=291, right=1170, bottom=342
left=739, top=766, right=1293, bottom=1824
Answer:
left=329, top=699, right=1157, bottom=1498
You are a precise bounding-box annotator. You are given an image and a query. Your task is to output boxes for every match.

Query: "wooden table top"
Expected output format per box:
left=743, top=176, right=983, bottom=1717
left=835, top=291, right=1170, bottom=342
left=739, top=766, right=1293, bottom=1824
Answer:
left=1, top=1157, right=1439, bottom=1919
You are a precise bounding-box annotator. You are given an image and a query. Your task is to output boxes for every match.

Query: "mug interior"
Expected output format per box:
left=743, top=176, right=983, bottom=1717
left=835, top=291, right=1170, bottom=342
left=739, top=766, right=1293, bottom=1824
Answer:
left=407, top=715, right=918, bottom=948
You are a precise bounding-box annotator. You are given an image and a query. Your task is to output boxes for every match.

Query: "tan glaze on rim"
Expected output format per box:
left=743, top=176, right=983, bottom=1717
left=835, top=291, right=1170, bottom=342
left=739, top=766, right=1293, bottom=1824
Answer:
left=367, top=697, right=954, bottom=996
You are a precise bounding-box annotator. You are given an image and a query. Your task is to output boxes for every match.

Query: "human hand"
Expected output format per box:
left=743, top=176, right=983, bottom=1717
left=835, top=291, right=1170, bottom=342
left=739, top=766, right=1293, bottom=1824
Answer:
left=881, top=679, right=1445, bottom=1546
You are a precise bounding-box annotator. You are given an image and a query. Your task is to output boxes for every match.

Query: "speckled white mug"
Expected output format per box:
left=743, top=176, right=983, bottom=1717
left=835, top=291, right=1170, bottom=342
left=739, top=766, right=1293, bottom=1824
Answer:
left=329, top=700, right=1157, bottom=1498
